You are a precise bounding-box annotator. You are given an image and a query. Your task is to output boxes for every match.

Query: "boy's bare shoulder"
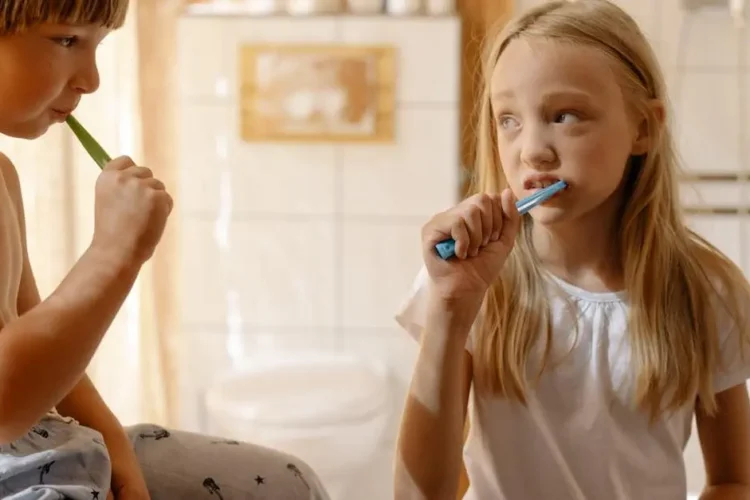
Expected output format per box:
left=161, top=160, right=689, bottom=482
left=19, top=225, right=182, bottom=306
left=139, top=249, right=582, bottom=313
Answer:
left=0, top=152, right=23, bottom=202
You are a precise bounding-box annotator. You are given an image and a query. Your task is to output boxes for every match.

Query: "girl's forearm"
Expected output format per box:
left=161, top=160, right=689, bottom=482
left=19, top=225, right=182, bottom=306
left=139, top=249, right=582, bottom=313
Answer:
left=395, top=298, right=476, bottom=499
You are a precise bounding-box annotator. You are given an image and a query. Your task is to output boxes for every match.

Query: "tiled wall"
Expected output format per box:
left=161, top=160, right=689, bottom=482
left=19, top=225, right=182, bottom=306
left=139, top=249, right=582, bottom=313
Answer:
left=516, top=0, right=749, bottom=495
left=176, top=13, right=461, bottom=498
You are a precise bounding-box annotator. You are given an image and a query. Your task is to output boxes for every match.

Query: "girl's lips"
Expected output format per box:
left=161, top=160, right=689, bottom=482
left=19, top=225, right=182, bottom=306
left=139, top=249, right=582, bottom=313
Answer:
left=522, top=175, right=563, bottom=190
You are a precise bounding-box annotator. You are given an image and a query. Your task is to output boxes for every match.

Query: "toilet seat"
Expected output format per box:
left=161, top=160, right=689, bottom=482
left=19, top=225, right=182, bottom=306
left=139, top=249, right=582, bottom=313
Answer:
left=204, top=352, right=390, bottom=429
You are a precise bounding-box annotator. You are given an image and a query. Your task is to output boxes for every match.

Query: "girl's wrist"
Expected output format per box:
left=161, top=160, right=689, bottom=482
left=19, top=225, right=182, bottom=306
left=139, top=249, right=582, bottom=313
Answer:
left=425, top=292, right=483, bottom=339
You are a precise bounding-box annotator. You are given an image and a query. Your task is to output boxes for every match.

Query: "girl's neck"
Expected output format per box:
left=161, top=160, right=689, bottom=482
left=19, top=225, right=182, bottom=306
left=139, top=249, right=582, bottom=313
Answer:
left=532, top=206, right=624, bottom=294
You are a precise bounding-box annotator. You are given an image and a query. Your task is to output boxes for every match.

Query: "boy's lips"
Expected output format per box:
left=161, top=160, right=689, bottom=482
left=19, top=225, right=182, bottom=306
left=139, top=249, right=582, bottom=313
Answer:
left=50, top=109, right=74, bottom=122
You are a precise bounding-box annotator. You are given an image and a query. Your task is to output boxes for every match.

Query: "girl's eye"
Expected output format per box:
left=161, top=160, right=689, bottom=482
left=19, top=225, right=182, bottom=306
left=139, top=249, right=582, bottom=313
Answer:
left=498, top=115, right=520, bottom=130
left=554, top=112, right=580, bottom=124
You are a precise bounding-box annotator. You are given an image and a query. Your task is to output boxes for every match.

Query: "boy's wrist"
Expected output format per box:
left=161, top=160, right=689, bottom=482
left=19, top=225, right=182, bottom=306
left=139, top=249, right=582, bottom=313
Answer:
left=85, top=240, right=142, bottom=279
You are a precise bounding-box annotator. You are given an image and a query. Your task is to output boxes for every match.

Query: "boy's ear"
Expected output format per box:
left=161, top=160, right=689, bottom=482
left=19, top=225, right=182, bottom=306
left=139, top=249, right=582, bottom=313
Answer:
left=631, top=98, right=665, bottom=156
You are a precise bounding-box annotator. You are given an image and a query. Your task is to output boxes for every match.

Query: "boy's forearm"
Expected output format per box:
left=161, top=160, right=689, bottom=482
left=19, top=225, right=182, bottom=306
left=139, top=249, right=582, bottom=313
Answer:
left=56, top=375, right=127, bottom=443
left=56, top=375, right=137, bottom=467
left=0, top=245, right=140, bottom=442
left=395, top=300, right=475, bottom=500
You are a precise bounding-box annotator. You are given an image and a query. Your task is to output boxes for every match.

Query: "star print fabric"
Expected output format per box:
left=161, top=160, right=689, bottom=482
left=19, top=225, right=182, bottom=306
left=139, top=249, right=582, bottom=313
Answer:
left=0, top=417, right=330, bottom=499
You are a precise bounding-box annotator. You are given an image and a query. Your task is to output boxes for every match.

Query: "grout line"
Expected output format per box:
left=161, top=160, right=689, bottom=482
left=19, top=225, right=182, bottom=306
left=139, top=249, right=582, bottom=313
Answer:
left=180, top=211, right=430, bottom=224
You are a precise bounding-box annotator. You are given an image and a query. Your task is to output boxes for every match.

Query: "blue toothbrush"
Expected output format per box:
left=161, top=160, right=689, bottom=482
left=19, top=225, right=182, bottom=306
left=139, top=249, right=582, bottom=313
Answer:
left=434, top=180, right=567, bottom=260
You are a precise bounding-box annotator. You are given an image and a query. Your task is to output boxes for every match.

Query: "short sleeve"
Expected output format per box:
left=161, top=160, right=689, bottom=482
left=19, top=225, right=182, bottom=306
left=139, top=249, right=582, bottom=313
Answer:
left=713, top=319, right=750, bottom=394
left=712, top=284, right=750, bottom=393
left=394, top=265, right=477, bottom=353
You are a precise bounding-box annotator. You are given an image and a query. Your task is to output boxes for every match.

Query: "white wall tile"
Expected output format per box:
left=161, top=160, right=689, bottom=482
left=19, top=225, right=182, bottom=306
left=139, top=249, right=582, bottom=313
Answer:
left=179, top=217, right=337, bottom=327
left=658, top=2, right=743, bottom=69
left=178, top=17, right=339, bottom=100
left=338, top=18, right=461, bottom=104
left=177, top=18, right=231, bottom=100
left=340, top=107, right=459, bottom=217
left=671, top=73, right=742, bottom=173
left=341, top=223, right=423, bottom=328
left=679, top=181, right=744, bottom=208
left=686, top=215, right=745, bottom=269
left=177, top=104, right=337, bottom=215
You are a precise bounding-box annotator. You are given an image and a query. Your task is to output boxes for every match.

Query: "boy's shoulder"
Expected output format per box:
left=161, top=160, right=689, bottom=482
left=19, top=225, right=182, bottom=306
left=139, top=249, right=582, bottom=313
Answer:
left=0, top=152, right=22, bottom=203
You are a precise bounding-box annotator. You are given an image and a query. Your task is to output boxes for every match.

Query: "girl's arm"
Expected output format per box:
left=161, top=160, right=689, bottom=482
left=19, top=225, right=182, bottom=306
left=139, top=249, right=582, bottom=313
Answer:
left=394, top=296, right=475, bottom=500
left=696, top=383, right=750, bottom=500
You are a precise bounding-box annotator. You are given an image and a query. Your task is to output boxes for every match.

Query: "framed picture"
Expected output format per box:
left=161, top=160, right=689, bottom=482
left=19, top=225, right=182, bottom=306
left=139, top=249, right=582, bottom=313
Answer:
left=239, top=44, right=396, bottom=143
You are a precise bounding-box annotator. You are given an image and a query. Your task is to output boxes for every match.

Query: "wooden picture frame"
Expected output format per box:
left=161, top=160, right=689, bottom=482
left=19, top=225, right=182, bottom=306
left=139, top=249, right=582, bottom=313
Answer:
left=239, top=44, right=396, bottom=143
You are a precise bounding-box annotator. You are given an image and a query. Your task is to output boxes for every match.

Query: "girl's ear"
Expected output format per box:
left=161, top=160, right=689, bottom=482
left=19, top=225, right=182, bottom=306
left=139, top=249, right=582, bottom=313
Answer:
left=631, top=99, right=665, bottom=156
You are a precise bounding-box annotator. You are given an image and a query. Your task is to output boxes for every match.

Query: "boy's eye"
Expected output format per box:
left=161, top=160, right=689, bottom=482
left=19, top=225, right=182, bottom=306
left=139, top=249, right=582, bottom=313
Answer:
left=53, top=36, right=78, bottom=48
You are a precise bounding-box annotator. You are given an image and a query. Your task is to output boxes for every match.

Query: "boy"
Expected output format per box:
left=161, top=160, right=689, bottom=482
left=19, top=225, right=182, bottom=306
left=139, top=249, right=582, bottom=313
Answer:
left=0, top=1, right=330, bottom=498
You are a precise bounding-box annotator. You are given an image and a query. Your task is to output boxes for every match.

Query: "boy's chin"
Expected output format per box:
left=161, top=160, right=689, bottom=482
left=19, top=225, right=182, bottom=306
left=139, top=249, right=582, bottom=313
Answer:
left=0, top=120, right=53, bottom=140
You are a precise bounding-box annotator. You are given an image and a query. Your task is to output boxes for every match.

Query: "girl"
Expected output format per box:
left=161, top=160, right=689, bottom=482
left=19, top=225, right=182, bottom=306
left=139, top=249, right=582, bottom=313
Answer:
left=395, top=1, right=750, bottom=499
left=0, top=1, right=329, bottom=499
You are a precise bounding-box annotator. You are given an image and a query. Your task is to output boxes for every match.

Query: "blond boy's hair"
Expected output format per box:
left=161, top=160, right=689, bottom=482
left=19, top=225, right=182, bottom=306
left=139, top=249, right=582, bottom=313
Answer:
left=1, top=0, right=128, bottom=34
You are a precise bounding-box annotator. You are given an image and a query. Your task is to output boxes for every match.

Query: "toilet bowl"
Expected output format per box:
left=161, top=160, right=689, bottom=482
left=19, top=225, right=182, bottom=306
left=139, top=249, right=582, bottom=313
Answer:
left=203, top=351, right=391, bottom=499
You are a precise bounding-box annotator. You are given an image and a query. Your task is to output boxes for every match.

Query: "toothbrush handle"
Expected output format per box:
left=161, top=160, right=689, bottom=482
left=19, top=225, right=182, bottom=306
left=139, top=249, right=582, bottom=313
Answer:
left=433, top=181, right=566, bottom=260
left=433, top=194, right=535, bottom=260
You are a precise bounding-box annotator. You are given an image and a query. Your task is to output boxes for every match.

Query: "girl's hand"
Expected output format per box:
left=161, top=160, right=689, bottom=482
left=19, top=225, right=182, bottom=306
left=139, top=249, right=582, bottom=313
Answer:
left=422, top=188, right=521, bottom=305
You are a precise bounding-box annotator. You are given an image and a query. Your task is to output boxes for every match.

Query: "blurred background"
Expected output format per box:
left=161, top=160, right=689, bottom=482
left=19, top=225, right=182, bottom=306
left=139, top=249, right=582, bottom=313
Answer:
left=0, top=0, right=746, bottom=498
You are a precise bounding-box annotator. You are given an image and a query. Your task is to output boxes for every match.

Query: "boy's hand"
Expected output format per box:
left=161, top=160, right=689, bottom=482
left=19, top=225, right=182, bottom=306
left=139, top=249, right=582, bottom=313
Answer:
left=92, top=156, right=173, bottom=268
left=108, top=441, right=151, bottom=500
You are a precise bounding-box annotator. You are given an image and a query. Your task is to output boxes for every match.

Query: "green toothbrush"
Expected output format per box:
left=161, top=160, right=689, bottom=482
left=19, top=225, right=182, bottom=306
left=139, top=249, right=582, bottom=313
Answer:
left=65, top=115, right=111, bottom=169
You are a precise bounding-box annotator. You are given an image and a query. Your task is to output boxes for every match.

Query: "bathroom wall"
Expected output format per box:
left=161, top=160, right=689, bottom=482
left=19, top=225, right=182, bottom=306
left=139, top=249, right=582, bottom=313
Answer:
left=515, top=0, right=749, bottom=495
left=176, top=12, right=460, bottom=499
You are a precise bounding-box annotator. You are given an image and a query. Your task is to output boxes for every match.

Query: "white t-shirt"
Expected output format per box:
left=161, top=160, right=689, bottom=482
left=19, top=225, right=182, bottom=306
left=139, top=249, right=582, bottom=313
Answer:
left=395, top=266, right=750, bottom=500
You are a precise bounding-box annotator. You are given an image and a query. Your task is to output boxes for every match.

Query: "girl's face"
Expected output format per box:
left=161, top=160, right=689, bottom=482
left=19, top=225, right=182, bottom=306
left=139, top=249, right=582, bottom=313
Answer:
left=0, top=23, right=110, bottom=139
left=490, top=37, right=644, bottom=228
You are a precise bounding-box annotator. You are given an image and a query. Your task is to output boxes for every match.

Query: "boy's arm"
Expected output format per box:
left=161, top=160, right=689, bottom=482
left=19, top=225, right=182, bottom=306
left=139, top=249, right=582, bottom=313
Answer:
left=9, top=155, right=147, bottom=494
left=0, top=154, right=141, bottom=442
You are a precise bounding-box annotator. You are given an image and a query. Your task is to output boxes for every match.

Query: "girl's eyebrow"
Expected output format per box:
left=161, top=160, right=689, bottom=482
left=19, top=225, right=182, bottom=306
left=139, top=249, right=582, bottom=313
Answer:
left=491, top=88, right=593, bottom=102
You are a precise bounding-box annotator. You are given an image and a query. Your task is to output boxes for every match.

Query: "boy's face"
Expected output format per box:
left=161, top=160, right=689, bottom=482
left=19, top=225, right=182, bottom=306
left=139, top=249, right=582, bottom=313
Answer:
left=0, top=23, right=110, bottom=139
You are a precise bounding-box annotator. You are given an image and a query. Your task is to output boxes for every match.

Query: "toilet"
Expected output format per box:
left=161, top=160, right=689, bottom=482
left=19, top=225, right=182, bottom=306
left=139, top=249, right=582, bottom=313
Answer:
left=203, top=351, right=392, bottom=499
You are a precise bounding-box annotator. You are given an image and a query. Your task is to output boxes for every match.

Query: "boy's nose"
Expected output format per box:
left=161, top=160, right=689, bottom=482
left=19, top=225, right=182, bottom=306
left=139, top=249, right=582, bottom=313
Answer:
left=71, top=58, right=101, bottom=95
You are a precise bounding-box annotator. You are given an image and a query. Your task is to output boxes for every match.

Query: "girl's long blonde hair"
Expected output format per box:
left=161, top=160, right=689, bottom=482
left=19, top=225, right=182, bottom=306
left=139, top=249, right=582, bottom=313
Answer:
left=0, top=0, right=128, bottom=34
left=472, top=0, right=750, bottom=419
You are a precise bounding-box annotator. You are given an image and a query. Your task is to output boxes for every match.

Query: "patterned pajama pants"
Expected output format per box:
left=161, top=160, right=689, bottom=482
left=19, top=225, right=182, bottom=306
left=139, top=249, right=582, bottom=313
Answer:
left=0, top=415, right=331, bottom=499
